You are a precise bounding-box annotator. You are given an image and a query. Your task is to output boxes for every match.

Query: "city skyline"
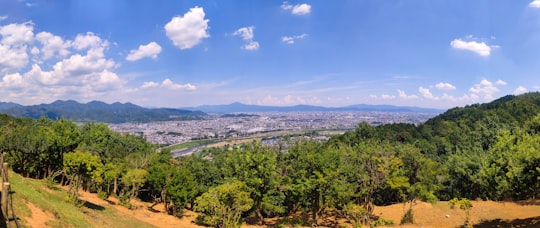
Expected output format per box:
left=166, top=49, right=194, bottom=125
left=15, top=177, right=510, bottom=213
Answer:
left=1, top=0, right=540, bottom=109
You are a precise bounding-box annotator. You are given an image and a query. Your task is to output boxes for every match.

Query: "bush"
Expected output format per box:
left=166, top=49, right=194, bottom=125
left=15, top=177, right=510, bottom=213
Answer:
left=373, top=217, right=395, bottom=227
left=97, top=190, right=109, bottom=200
left=276, top=217, right=310, bottom=228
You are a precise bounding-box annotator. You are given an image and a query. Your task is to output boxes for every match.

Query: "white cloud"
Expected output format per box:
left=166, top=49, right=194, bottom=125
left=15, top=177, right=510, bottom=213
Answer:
left=514, top=86, right=527, bottom=95
left=419, top=86, right=436, bottom=99
left=282, top=34, right=308, bottom=44
left=141, top=81, right=159, bottom=89
left=495, top=79, right=507, bottom=86
left=243, top=41, right=259, bottom=51
left=397, top=89, right=419, bottom=99
left=0, top=22, right=34, bottom=46
left=164, top=7, right=210, bottom=50
left=281, top=2, right=311, bottom=15
left=0, top=43, right=29, bottom=73
left=450, top=38, right=494, bottom=57
left=435, top=82, right=456, bottom=90
left=0, top=22, right=35, bottom=73
left=1, top=73, right=25, bottom=89
left=469, top=79, right=501, bottom=100
left=72, top=32, right=107, bottom=50
left=381, top=94, right=396, bottom=99
left=530, top=0, right=540, bottom=8
left=161, top=79, right=196, bottom=90
left=0, top=15, right=7, bottom=21
left=126, top=42, right=162, bottom=61
left=35, top=31, right=71, bottom=60
left=0, top=25, right=127, bottom=104
left=233, top=26, right=259, bottom=51
left=258, top=94, right=320, bottom=106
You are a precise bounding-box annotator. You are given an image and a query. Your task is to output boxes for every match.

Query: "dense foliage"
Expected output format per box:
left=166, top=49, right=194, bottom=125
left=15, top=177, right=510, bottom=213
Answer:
left=0, top=93, right=539, bottom=227
left=0, top=100, right=206, bottom=123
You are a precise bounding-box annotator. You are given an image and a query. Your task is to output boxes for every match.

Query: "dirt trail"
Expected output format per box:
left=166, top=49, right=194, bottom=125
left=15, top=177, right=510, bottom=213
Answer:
left=30, top=188, right=540, bottom=228
left=25, top=201, right=55, bottom=228
left=77, top=190, right=201, bottom=228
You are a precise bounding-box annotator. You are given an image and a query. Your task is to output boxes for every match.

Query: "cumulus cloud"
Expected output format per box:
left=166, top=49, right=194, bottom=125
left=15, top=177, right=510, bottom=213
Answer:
left=381, top=94, right=396, bottom=99
left=258, top=94, right=320, bottom=106
left=514, top=86, right=527, bottom=95
left=495, top=79, right=507, bottom=86
left=126, top=42, right=162, bottom=61
left=72, top=32, right=108, bottom=50
left=164, top=7, right=210, bottom=50
left=530, top=0, right=540, bottom=8
left=450, top=38, right=495, bottom=57
left=419, top=86, right=436, bottom=99
left=233, top=26, right=259, bottom=51
left=141, top=79, right=196, bottom=91
left=435, top=82, right=456, bottom=90
left=398, top=89, right=419, bottom=99
left=35, top=32, right=71, bottom=60
left=0, top=15, right=7, bottom=21
left=0, top=22, right=34, bottom=73
left=282, top=34, right=308, bottom=44
left=281, top=2, right=311, bottom=15
left=0, top=22, right=34, bottom=45
left=469, top=79, right=503, bottom=100
left=0, top=24, right=125, bottom=104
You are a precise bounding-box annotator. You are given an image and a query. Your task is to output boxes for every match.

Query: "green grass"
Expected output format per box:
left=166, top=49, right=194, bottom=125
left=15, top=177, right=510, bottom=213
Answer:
left=8, top=170, right=156, bottom=228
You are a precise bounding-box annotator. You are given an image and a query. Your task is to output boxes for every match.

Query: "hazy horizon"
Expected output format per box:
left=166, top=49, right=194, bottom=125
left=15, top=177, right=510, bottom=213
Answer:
left=1, top=1, right=539, bottom=109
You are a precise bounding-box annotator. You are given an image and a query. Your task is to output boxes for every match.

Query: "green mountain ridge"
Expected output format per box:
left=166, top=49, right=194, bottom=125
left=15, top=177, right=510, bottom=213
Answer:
left=0, top=100, right=206, bottom=123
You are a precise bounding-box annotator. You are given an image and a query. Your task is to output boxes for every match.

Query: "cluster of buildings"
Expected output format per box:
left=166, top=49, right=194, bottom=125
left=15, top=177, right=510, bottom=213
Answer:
left=108, top=111, right=436, bottom=146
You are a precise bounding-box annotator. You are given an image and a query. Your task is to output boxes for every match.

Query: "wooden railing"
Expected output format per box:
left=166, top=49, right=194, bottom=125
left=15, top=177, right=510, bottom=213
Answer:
left=0, top=153, right=20, bottom=228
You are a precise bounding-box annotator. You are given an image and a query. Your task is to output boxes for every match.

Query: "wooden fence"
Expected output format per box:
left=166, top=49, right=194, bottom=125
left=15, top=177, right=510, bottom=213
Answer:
left=0, top=153, right=20, bottom=228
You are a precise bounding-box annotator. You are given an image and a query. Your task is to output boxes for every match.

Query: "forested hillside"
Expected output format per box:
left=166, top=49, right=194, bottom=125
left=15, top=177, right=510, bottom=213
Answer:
left=0, top=93, right=539, bottom=227
left=0, top=100, right=206, bottom=123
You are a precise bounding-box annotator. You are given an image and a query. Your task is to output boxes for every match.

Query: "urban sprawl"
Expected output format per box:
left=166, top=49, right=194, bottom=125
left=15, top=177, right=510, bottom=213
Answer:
left=109, top=111, right=437, bottom=146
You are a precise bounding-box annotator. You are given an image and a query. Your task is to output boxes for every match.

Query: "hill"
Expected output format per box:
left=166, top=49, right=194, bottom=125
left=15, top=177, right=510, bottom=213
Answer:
left=0, top=100, right=206, bottom=123
left=185, top=102, right=443, bottom=113
left=9, top=171, right=540, bottom=228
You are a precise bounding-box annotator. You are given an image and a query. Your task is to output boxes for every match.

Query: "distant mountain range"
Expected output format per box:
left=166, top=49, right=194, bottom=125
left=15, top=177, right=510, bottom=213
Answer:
left=0, top=100, right=206, bottom=123
left=184, top=102, right=444, bottom=113
left=0, top=100, right=444, bottom=123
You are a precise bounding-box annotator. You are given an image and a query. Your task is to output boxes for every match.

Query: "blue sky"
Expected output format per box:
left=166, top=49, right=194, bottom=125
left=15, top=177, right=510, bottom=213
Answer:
left=0, top=0, right=539, bottom=109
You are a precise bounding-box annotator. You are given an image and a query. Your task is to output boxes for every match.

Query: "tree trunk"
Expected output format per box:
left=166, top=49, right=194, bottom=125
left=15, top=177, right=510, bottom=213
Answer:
left=113, top=178, right=118, bottom=196
left=312, top=189, right=320, bottom=224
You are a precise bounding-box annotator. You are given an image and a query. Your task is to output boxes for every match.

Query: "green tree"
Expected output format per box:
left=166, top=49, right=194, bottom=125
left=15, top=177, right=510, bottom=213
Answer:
left=194, top=181, right=254, bottom=228
left=122, top=168, right=147, bottom=201
left=449, top=198, right=473, bottom=228
left=63, top=150, right=104, bottom=202
left=284, top=139, right=343, bottom=224
left=221, top=142, right=284, bottom=224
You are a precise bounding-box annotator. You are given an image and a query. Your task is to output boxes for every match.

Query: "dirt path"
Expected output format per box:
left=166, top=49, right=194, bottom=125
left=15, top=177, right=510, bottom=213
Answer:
left=25, top=201, right=55, bottom=228
left=63, top=190, right=540, bottom=228
left=77, top=190, right=201, bottom=228
left=374, top=200, right=540, bottom=228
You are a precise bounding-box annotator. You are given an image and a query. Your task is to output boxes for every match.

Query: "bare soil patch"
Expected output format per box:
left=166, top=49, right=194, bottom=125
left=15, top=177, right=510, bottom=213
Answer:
left=77, top=190, right=200, bottom=228
left=27, top=186, right=540, bottom=228
left=25, top=201, right=55, bottom=228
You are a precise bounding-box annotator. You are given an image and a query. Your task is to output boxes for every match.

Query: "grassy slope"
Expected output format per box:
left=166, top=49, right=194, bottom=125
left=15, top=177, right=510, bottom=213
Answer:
left=8, top=170, right=155, bottom=228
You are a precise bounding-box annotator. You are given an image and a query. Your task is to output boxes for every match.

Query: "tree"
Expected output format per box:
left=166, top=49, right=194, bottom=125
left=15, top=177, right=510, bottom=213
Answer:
left=220, top=142, right=284, bottom=224
left=165, top=165, right=198, bottom=216
left=194, top=181, right=254, bottom=228
left=398, top=144, right=440, bottom=224
left=449, top=198, right=473, bottom=228
left=122, top=168, right=147, bottom=202
left=339, top=141, right=407, bottom=225
left=284, top=139, right=343, bottom=224
left=63, top=150, right=104, bottom=203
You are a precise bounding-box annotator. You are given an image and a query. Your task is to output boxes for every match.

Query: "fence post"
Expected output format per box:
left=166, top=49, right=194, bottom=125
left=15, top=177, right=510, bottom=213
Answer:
left=2, top=182, right=8, bottom=220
